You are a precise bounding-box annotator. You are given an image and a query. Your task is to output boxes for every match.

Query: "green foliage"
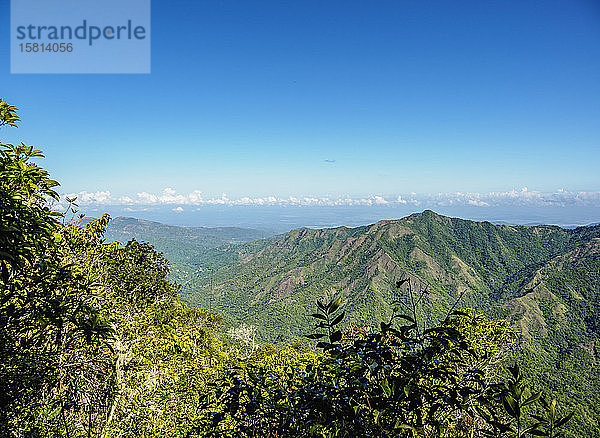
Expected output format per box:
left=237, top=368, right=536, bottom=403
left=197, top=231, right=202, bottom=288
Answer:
left=1, top=100, right=231, bottom=437
left=203, top=291, right=570, bottom=437
left=0, top=107, right=104, bottom=434
left=0, top=99, right=20, bottom=128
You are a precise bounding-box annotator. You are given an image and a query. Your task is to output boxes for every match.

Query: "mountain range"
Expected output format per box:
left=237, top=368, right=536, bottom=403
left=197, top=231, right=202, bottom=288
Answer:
left=103, top=211, right=600, bottom=436
left=178, top=210, right=599, bottom=435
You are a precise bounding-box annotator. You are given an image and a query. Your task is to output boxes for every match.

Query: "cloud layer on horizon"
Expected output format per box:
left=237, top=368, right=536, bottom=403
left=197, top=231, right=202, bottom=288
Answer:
left=57, top=187, right=600, bottom=210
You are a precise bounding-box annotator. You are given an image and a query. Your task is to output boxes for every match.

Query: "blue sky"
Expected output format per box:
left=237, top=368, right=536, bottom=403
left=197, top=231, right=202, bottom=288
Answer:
left=1, top=0, right=599, bottom=219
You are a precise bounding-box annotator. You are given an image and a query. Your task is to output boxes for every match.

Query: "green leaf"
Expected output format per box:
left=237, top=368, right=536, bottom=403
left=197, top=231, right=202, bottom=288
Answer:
left=327, top=296, right=342, bottom=314
left=522, top=423, right=543, bottom=435
left=396, top=314, right=415, bottom=323
left=555, top=411, right=574, bottom=428
left=373, top=409, right=380, bottom=423
left=381, top=378, right=391, bottom=397
left=549, top=398, right=557, bottom=420
left=329, top=330, right=342, bottom=343
left=330, top=311, right=345, bottom=326
left=502, top=394, right=519, bottom=419
left=522, top=391, right=542, bottom=408
left=395, top=423, right=417, bottom=432
left=316, top=341, right=333, bottom=350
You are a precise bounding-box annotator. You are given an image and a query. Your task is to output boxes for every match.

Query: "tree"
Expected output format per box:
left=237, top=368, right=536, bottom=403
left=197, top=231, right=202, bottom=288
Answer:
left=1, top=99, right=231, bottom=437
left=0, top=99, right=111, bottom=435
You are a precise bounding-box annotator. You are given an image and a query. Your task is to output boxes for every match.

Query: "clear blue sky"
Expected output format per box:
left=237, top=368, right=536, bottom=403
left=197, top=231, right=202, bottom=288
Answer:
left=1, top=0, right=599, bottom=202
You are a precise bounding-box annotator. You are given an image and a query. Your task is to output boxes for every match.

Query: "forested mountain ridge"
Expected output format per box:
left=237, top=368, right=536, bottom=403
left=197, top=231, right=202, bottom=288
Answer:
left=183, top=210, right=599, bottom=342
left=500, top=237, right=600, bottom=430
left=180, top=210, right=600, bottom=436
left=104, top=216, right=268, bottom=246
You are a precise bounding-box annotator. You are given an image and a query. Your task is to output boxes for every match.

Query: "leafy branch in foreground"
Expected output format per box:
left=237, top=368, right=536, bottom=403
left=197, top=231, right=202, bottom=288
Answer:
left=202, top=279, right=572, bottom=437
left=480, top=364, right=574, bottom=438
left=0, top=99, right=20, bottom=128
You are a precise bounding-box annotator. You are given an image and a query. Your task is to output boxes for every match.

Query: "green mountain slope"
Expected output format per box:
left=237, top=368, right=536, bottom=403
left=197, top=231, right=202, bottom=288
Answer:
left=180, top=210, right=600, bottom=436
left=500, top=238, right=600, bottom=435
left=103, top=217, right=272, bottom=284
left=183, top=210, right=595, bottom=339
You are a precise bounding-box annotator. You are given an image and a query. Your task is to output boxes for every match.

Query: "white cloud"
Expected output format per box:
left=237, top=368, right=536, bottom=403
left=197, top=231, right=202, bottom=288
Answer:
left=374, top=196, right=389, bottom=205
left=66, top=190, right=112, bottom=204
left=468, top=199, right=490, bottom=207
left=137, top=192, right=158, bottom=204
left=60, top=188, right=600, bottom=208
left=173, top=206, right=184, bottom=212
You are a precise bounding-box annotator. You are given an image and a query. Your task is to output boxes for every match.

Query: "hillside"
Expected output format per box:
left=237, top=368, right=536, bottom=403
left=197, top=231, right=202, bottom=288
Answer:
left=103, top=216, right=273, bottom=283
left=500, top=238, right=600, bottom=429
left=183, top=210, right=597, bottom=339
left=181, top=210, right=600, bottom=436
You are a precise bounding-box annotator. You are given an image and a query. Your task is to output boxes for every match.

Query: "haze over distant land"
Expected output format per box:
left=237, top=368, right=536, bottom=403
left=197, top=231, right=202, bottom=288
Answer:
left=78, top=204, right=600, bottom=233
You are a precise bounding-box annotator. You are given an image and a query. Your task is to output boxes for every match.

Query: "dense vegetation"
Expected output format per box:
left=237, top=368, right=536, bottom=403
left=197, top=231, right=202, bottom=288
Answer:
left=178, top=198, right=600, bottom=435
left=0, top=99, right=579, bottom=437
left=102, top=216, right=271, bottom=284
